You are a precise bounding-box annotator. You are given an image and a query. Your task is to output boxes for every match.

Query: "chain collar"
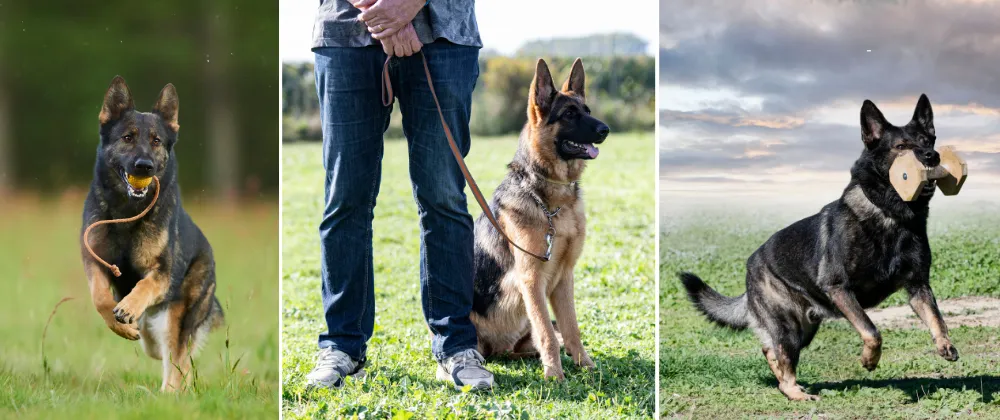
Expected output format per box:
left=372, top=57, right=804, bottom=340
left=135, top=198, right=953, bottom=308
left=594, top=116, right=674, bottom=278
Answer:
left=532, top=195, right=560, bottom=261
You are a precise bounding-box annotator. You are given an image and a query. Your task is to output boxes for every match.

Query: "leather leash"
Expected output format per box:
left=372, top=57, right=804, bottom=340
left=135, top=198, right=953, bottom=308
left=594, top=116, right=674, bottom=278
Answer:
left=381, top=52, right=552, bottom=262
left=83, top=176, right=161, bottom=277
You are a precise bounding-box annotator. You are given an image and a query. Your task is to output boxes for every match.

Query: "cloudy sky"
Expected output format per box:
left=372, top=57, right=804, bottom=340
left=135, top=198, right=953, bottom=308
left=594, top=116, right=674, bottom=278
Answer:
left=660, top=0, right=1000, bottom=204
left=281, top=1, right=657, bottom=62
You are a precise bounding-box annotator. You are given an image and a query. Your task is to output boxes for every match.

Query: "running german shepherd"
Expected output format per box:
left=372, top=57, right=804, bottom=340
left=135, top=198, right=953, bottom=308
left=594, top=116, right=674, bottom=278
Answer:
left=81, top=76, right=223, bottom=392
left=471, top=58, right=610, bottom=380
left=680, top=94, right=957, bottom=401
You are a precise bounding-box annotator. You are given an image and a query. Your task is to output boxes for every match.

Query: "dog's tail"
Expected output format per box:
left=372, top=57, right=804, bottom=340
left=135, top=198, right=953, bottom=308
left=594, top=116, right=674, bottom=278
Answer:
left=678, top=272, right=750, bottom=330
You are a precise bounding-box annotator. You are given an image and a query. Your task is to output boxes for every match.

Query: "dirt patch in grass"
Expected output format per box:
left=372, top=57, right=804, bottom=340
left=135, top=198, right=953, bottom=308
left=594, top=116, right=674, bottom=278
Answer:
left=867, top=296, right=1000, bottom=329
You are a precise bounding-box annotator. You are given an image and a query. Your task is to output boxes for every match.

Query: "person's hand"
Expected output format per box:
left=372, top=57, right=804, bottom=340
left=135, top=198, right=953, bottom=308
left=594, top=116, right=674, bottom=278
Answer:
left=379, top=22, right=422, bottom=57
left=354, top=0, right=426, bottom=40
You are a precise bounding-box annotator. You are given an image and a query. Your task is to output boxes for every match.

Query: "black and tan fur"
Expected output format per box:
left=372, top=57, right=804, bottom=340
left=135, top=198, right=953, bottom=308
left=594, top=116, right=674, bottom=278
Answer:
left=81, top=76, right=223, bottom=392
left=680, top=94, right=957, bottom=401
left=471, top=59, right=610, bottom=380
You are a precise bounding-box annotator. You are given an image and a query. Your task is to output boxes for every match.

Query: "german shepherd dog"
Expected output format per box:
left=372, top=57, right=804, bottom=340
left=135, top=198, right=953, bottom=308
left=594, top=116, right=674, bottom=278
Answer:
left=471, top=58, right=610, bottom=380
left=81, top=76, right=223, bottom=392
left=680, top=94, right=958, bottom=401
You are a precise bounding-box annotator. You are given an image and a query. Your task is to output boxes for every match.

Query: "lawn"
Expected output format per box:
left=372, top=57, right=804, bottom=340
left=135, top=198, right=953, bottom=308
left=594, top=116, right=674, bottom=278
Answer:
left=281, top=133, right=656, bottom=419
left=660, top=198, right=1000, bottom=419
left=0, top=196, right=279, bottom=419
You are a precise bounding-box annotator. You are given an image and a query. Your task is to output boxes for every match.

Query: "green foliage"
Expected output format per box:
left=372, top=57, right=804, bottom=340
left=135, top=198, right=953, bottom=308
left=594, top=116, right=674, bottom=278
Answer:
left=282, top=133, right=656, bottom=418
left=0, top=200, right=279, bottom=418
left=0, top=1, right=278, bottom=193
left=660, top=206, right=1000, bottom=418
left=282, top=54, right=654, bottom=141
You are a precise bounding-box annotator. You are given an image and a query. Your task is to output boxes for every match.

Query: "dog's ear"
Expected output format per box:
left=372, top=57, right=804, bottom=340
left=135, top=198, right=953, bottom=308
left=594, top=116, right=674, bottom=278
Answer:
left=911, top=93, right=934, bottom=136
left=99, top=76, right=134, bottom=125
left=860, top=100, right=888, bottom=147
left=561, top=58, right=585, bottom=100
left=528, top=59, right=556, bottom=124
left=153, top=83, right=180, bottom=132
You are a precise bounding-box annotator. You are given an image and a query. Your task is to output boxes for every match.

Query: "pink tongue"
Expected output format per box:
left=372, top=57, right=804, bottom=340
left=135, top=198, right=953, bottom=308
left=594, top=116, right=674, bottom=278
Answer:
left=585, top=144, right=599, bottom=159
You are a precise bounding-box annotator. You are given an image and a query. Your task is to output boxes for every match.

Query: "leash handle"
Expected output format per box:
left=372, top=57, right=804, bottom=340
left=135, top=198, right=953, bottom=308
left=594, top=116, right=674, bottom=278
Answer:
left=83, top=176, right=161, bottom=277
left=381, top=53, right=550, bottom=262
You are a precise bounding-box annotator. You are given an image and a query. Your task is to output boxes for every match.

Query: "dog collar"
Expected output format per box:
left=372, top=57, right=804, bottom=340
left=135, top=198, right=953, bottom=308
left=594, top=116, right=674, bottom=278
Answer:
left=543, top=177, right=578, bottom=186
left=531, top=196, right=560, bottom=261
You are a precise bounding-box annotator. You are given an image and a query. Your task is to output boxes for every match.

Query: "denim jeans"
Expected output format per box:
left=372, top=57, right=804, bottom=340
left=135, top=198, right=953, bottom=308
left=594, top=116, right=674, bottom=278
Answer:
left=314, top=41, right=480, bottom=362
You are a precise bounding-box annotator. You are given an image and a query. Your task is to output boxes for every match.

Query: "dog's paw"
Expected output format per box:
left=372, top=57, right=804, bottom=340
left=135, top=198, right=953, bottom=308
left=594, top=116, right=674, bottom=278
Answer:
left=106, top=320, right=140, bottom=341
left=112, top=295, right=146, bottom=325
left=861, top=344, right=882, bottom=371
left=781, top=384, right=820, bottom=401
left=575, top=354, right=596, bottom=370
left=543, top=365, right=565, bottom=381
left=938, top=342, right=959, bottom=361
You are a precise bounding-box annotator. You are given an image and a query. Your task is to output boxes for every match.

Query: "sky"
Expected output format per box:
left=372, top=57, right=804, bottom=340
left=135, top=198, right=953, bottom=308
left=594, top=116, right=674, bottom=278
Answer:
left=280, top=0, right=658, bottom=62
left=659, top=0, right=1000, bottom=205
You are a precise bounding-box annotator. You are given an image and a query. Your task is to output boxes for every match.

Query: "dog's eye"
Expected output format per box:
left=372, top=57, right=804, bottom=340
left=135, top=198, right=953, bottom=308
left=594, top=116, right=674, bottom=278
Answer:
left=894, top=144, right=906, bottom=150
left=152, top=137, right=161, bottom=146
left=122, top=134, right=133, bottom=143
left=563, top=109, right=578, bottom=120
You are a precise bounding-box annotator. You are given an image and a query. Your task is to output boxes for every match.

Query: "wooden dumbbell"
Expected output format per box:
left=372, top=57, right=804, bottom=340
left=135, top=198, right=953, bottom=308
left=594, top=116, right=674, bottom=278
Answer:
left=889, top=145, right=967, bottom=201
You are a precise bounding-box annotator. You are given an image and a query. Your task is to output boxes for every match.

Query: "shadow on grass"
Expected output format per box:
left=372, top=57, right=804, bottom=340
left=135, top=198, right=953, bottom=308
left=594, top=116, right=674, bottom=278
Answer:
left=807, top=375, right=1000, bottom=403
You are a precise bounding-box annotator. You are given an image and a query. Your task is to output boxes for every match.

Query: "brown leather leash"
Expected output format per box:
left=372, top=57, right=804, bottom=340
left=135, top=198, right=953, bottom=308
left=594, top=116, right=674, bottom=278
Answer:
left=83, top=176, right=161, bottom=277
left=381, top=52, right=552, bottom=262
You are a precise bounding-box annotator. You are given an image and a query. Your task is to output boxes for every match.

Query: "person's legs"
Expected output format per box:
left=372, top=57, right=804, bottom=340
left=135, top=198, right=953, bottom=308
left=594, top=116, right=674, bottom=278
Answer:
left=314, top=46, right=391, bottom=361
left=395, top=41, right=480, bottom=361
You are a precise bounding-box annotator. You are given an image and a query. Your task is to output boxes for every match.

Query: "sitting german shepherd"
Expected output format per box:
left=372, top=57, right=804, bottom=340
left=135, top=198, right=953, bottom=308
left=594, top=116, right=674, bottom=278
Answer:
left=81, top=76, right=223, bottom=392
left=680, top=94, right=958, bottom=401
left=471, top=59, right=610, bottom=380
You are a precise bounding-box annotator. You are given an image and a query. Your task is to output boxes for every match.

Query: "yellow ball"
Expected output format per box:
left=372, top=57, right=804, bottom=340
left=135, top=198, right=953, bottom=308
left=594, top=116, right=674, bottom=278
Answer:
left=127, top=174, right=153, bottom=190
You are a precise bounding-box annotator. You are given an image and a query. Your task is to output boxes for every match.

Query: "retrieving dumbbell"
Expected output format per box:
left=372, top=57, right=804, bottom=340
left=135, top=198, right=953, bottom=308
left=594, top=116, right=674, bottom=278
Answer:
left=889, top=145, right=967, bottom=201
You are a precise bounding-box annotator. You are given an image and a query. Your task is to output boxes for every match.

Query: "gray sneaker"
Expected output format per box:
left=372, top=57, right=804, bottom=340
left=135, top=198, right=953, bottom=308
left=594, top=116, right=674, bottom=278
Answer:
left=436, top=349, right=494, bottom=390
left=305, top=348, right=364, bottom=389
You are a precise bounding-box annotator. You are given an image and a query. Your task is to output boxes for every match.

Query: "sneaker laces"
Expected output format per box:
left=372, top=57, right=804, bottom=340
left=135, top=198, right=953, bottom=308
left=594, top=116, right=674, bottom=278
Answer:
left=315, top=348, right=352, bottom=370
left=449, top=349, right=485, bottom=369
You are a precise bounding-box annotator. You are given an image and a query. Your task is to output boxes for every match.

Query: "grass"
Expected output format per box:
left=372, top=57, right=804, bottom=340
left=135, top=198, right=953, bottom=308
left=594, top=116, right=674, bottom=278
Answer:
left=0, top=195, right=278, bottom=418
left=282, top=133, right=656, bottom=419
left=660, top=201, right=1000, bottom=418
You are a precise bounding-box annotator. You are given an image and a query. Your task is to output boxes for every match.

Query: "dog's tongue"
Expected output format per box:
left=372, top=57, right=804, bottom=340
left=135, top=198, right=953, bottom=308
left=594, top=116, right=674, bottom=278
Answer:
left=585, top=144, right=599, bottom=159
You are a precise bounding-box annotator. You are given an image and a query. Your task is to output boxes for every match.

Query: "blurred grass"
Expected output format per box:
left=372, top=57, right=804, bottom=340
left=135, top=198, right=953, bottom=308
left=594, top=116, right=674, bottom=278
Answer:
left=282, top=133, right=656, bottom=418
left=660, top=204, right=1000, bottom=418
left=0, top=196, right=278, bottom=418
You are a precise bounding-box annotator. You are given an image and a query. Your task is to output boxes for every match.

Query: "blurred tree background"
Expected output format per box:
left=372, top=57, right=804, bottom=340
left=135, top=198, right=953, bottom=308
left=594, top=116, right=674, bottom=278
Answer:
left=282, top=33, right=654, bottom=142
left=0, top=0, right=278, bottom=199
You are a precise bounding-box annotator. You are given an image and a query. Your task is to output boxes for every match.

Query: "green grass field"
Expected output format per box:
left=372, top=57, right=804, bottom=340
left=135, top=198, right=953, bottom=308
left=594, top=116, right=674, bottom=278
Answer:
left=660, top=201, right=1000, bottom=418
left=0, top=197, right=279, bottom=418
left=282, top=133, right=656, bottom=419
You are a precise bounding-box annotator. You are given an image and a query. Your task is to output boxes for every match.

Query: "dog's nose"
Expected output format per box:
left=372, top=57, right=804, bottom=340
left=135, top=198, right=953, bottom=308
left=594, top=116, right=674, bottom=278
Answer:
left=596, top=123, right=610, bottom=140
left=921, top=149, right=940, bottom=166
left=133, top=158, right=154, bottom=174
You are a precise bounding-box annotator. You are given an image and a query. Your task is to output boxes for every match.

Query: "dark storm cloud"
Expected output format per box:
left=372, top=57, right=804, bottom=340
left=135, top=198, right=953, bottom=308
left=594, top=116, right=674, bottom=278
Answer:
left=660, top=0, right=1000, bottom=178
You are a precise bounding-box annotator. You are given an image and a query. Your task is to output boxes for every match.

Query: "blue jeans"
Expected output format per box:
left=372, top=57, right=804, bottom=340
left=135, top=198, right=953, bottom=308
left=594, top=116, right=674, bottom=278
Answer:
left=314, top=41, right=480, bottom=362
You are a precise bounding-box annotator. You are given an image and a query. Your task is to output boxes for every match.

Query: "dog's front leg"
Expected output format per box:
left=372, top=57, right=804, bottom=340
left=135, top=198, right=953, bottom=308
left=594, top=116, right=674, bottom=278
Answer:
left=907, top=284, right=959, bottom=361
left=86, top=260, right=140, bottom=340
left=518, top=264, right=564, bottom=380
left=113, top=269, right=170, bottom=325
left=550, top=272, right=594, bottom=369
left=829, top=288, right=882, bottom=371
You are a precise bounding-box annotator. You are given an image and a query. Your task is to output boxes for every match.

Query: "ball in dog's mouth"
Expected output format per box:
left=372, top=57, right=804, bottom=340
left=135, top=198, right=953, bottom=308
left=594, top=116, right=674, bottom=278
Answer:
left=119, top=169, right=151, bottom=198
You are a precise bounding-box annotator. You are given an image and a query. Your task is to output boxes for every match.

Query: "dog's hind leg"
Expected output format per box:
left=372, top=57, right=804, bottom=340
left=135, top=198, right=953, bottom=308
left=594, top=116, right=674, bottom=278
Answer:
left=907, top=284, right=959, bottom=361
left=550, top=273, right=594, bottom=369
left=161, top=301, right=192, bottom=392
left=829, top=288, right=882, bottom=371
left=761, top=321, right=819, bottom=402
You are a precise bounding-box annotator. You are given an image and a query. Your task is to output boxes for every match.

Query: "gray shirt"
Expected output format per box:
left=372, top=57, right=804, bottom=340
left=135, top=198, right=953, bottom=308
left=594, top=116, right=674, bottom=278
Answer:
left=312, top=0, right=482, bottom=49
